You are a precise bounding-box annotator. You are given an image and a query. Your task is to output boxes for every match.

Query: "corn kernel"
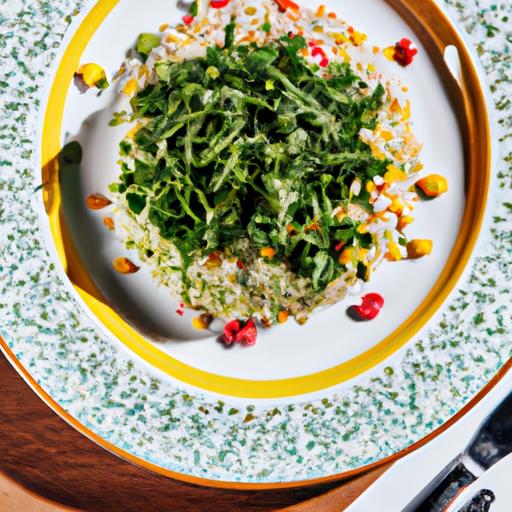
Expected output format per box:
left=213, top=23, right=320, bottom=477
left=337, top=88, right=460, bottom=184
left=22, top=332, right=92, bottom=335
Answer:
left=407, top=239, right=433, bottom=259
left=278, top=310, right=289, bottom=324
left=316, top=5, right=326, bottom=16
left=397, top=215, right=414, bottom=231
left=260, top=247, right=276, bottom=259
left=76, top=63, right=108, bottom=89
left=205, top=252, right=222, bottom=269
left=122, top=78, right=138, bottom=96
left=384, top=164, right=407, bottom=184
left=366, top=181, right=377, bottom=193
left=192, top=314, right=212, bottom=330
left=339, top=248, right=354, bottom=265
left=415, top=174, right=448, bottom=197
left=113, top=257, right=139, bottom=274
left=383, top=46, right=396, bottom=61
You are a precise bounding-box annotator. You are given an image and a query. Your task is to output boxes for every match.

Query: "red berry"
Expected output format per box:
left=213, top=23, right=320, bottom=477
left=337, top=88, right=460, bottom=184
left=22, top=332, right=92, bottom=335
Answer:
left=182, top=15, right=194, bottom=25
left=210, top=0, right=230, bottom=8
left=352, top=293, right=385, bottom=321
left=223, top=320, right=241, bottom=344
left=235, top=320, right=257, bottom=346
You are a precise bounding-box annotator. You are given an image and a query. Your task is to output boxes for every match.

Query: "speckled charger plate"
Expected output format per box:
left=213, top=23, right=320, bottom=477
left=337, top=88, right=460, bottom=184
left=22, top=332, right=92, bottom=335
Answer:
left=0, top=0, right=511, bottom=488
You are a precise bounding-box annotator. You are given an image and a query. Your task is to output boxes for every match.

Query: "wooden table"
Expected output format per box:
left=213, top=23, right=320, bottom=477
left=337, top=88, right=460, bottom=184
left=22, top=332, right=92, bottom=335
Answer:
left=0, top=354, right=389, bottom=511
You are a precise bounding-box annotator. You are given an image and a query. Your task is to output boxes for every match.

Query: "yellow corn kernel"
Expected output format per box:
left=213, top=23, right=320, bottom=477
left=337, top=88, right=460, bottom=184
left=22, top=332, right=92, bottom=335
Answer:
left=358, top=248, right=369, bottom=260
left=415, top=174, right=448, bottom=197
left=122, top=78, right=138, bottom=96
left=383, top=46, right=396, bottom=61
left=380, top=130, right=394, bottom=141
left=389, top=197, right=404, bottom=215
left=401, top=100, right=411, bottom=121
left=205, top=252, right=222, bottom=269
left=339, top=47, right=351, bottom=63
left=260, top=247, right=276, bottom=259
left=357, top=224, right=368, bottom=234
left=384, top=164, right=407, bottom=184
left=125, top=123, right=142, bottom=139
left=192, top=314, right=212, bottom=330
left=384, top=231, right=402, bottom=261
left=397, top=215, right=414, bottom=231
left=367, top=63, right=376, bottom=73
left=165, top=34, right=181, bottom=44
left=278, top=310, right=289, bottom=324
left=159, top=23, right=169, bottom=32
left=316, top=4, right=326, bottom=17
left=338, top=248, right=354, bottom=265
left=313, top=26, right=324, bottom=33
left=244, top=6, right=257, bottom=15
left=366, top=181, right=377, bottom=193
left=407, top=239, right=433, bottom=259
left=389, top=98, right=403, bottom=115
left=287, top=224, right=297, bottom=235
left=349, top=30, right=367, bottom=46
left=113, top=257, right=139, bottom=274
left=76, top=63, right=108, bottom=88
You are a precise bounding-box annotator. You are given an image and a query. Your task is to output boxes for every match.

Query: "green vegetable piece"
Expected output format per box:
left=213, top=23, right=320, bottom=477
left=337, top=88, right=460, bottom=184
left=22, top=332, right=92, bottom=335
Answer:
left=136, top=33, right=161, bottom=59
left=224, top=19, right=236, bottom=49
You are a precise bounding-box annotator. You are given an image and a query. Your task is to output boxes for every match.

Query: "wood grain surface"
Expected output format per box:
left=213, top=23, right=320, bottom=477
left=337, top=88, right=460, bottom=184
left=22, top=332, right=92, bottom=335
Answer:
left=0, top=354, right=388, bottom=511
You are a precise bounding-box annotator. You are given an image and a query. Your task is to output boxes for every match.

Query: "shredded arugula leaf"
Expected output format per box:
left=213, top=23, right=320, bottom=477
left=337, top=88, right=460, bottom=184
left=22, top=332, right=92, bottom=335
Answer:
left=115, top=40, right=389, bottom=291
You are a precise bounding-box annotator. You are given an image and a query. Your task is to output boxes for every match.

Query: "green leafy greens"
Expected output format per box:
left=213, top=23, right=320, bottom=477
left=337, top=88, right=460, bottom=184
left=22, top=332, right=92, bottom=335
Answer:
left=115, top=35, right=389, bottom=292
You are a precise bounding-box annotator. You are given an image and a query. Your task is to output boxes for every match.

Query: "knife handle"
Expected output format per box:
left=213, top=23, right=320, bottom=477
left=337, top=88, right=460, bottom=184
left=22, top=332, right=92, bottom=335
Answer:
left=407, top=462, right=477, bottom=512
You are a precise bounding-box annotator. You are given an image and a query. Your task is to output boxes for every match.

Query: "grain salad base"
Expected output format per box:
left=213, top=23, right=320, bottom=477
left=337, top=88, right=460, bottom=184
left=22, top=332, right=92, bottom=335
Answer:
left=0, top=0, right=510, bottom=483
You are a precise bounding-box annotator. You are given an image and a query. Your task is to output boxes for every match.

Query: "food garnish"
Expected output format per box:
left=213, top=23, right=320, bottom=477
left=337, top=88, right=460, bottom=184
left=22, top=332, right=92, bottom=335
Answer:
left=113, top=257, right=140, bottom=274
left=223, top=319, right=257, bottom=346
left=351, top=293, right=384, bottom=320
left=406, top=239, right=433, bottom=259
left=74, top=63, right=109, bottom=93
left=86, top=193, right=112, bottom=210
left=415, top=174, right=448, bottom=198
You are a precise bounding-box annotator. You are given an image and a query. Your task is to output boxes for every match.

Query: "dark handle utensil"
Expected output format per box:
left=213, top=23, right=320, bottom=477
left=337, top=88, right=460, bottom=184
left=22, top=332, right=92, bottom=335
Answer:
left=403, top=391, right=512, bottom=511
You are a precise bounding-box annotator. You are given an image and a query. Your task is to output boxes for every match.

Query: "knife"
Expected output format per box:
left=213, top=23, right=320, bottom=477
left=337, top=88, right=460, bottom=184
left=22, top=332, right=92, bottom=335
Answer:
left=402, top=390, right=512, bottom=512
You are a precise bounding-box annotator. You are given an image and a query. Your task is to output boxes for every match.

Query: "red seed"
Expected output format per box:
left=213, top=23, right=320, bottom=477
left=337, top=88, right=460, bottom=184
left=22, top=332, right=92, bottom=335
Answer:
left=223, top=320, right=241, bottom=345
left=352, top=293, right=385, bottom=321
left=210, top=0, right=230, bottom=8
left=236, top=259, right=247, bottom=271
left=393, top=38, right=418, bottom=67
left=222, top=319, right=257, bottom=346
left=235, top=319, right=257, bottom=346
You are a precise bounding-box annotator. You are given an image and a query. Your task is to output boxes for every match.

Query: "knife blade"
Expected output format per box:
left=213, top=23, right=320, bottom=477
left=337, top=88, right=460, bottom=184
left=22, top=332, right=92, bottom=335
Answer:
left=402, top=390, right=512, bottom=512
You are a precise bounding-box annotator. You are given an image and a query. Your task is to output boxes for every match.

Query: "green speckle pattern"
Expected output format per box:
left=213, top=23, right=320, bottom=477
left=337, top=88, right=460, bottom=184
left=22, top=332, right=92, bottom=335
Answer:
left=0, top=0, right=511, bottom=483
